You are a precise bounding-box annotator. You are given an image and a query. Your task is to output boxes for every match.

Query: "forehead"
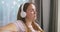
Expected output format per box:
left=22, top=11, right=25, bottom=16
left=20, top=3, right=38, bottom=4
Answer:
left=27, top=4, right=36, bottom=9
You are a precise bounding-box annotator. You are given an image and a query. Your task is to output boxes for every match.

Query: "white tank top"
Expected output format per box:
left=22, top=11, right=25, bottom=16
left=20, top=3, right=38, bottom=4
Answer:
left=13, top=20, right=26, bottom=32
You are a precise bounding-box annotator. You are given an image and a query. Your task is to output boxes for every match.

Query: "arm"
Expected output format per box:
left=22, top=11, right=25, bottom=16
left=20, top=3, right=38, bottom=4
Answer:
left=0, top=23, right=18, bottom=32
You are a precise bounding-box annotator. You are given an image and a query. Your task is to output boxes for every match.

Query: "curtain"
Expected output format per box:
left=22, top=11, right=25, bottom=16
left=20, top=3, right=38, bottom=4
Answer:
left=0, top=0, right=29, bottom=27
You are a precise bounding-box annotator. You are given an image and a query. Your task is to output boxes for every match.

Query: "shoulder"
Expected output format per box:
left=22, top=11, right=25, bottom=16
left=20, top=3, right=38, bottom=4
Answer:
left=17, top=20, right=27, bottom=31
left=0, top=23, right=18, bottom=32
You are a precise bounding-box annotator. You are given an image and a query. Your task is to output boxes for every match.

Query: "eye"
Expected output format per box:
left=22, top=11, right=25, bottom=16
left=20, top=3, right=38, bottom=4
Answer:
left=30, top=10, right=33, bottom=12
left=32, top=9, right=34, bottom=11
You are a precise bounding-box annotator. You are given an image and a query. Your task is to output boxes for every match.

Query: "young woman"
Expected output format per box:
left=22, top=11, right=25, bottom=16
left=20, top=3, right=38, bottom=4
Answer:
left=0, top=2, right=44, bottom=32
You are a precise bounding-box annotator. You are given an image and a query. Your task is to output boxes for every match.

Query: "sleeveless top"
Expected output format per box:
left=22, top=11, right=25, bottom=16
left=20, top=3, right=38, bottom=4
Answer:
left=13, top=20, right=26, bottom=32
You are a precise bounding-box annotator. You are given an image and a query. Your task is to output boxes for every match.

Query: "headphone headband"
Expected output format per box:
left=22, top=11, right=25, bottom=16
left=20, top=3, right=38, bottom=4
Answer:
left=21, top=3, right=26, bottom=12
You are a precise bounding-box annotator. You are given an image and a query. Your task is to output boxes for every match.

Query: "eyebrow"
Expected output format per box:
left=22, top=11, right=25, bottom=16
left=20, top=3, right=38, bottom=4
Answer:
left=32, top=8, right=36, bottom=11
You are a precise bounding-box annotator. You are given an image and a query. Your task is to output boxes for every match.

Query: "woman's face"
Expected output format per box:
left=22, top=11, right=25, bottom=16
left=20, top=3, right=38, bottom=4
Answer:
left=26, top=4, right=37, bottom=21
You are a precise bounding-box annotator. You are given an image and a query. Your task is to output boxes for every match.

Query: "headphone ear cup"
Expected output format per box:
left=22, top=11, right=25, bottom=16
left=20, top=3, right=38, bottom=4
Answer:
left=20, top=11, right=26, bottom=18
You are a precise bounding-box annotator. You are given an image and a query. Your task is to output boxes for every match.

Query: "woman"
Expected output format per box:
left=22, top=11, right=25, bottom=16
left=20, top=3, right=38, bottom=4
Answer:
left=0, top=2, right=44, bottom=32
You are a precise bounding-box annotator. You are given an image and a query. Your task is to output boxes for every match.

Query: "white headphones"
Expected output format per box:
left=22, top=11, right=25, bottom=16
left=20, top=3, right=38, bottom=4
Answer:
left=20, top=3, right=26, bottom=18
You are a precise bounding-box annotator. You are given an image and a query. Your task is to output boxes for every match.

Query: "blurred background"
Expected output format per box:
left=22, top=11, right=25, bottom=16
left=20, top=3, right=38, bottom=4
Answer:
left=0, top=0, right=29, bottom=26
left=0, top=0, right=59, bottom=32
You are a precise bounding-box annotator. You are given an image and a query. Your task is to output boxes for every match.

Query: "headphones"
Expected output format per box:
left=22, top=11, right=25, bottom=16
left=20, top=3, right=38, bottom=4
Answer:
left=20, top=3, right=26, bottom=18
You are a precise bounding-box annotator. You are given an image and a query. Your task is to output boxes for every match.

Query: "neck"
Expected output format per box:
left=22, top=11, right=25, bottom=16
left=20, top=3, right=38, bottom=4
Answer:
left=25, top=18, right=33, bottom=27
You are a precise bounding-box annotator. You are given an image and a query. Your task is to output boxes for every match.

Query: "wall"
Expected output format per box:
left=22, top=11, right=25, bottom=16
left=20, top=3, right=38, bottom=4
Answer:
left=58, top=0, right=60, bottom=32
left=43, top=0, right=50, bottom=32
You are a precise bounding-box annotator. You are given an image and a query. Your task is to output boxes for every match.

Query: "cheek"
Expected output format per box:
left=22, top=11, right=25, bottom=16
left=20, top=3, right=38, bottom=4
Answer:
left=26, top=12, right=33, bottom=18
left=26, top=12, right=31, bottom=17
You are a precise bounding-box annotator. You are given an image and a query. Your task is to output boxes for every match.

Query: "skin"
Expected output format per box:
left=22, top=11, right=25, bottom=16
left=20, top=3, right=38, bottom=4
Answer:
left=26, top=4, right=37, bottom=21
left=0, top=23, right=18, bottom=32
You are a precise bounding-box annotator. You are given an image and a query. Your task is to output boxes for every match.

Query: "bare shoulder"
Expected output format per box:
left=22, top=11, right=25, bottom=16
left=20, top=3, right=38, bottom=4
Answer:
left=0, top=23, right=18, bottom=32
